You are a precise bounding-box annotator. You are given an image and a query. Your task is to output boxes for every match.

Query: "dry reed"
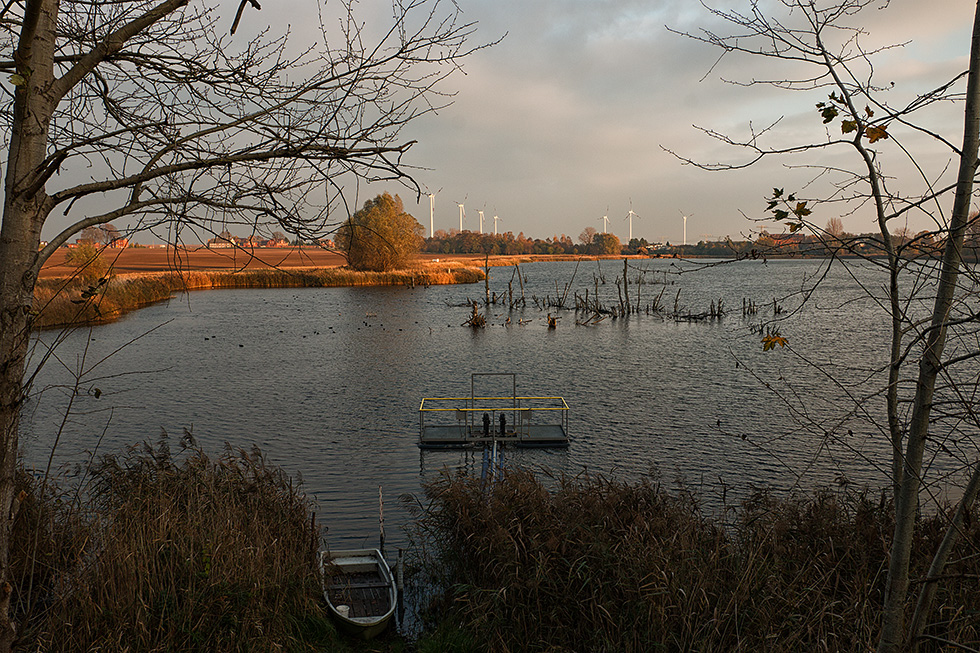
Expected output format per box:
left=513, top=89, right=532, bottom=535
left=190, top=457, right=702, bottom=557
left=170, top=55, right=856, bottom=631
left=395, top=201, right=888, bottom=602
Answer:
left=32, top=261, right=484, bottom=329
left=14, top=434, right=339, bottom=652
left=413, top=470, right=980, bottom=652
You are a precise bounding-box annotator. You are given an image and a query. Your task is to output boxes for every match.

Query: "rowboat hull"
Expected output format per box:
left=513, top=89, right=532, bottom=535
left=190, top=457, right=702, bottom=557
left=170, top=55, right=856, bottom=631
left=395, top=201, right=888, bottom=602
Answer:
left=320, top=548, right=396, bottom=640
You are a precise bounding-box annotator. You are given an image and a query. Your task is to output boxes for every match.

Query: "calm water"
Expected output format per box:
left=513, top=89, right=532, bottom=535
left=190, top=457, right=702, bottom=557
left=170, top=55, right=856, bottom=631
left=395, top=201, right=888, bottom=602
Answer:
left=20, top=258, right=953, bottom=548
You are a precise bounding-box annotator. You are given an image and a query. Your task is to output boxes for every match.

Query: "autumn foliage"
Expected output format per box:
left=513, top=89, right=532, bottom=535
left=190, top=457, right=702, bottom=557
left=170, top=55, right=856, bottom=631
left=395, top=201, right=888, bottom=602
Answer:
left=337, top=193, right=425, bottom=272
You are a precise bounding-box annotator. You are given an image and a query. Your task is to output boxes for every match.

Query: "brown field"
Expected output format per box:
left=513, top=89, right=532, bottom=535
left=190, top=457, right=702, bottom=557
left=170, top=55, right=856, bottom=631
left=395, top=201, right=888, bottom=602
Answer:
left=40, top=246, right=349, bottom=277
left=39, top=247, right=641, bottom=279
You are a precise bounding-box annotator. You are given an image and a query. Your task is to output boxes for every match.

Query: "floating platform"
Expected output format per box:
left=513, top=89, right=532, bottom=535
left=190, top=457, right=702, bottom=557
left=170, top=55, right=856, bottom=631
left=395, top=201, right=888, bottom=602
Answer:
left=419, top=424, right=569, bottom=449
left=419, top=373, right=569, bottom=449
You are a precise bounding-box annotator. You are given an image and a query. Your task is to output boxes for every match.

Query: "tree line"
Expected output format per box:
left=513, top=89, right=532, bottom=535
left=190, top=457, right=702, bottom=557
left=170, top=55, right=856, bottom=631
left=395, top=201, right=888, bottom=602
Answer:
left=418, top=220, right=980, bottom=260
left=424, top=229, right=614, bottom=256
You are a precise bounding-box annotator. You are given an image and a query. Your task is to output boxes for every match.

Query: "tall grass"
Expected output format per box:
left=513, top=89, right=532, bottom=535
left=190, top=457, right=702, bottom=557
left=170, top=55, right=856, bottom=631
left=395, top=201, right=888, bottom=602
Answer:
left=14, top=439, right=978, bottom=651
left=413, top=470, right=980, bottom=652
left=32, top=262, right=484, bottom=329
left=14, top=435, right=339, bottom=652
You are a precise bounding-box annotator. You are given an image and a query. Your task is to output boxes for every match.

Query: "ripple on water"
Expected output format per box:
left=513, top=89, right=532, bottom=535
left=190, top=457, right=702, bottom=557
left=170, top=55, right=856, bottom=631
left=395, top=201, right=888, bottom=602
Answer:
left=21, top=260, right=957, bottom=547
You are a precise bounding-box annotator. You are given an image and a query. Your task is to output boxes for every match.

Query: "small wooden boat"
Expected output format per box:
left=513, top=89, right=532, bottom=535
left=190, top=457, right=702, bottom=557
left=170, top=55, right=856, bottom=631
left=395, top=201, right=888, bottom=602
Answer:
left=320, top=548, right=396, bottom=640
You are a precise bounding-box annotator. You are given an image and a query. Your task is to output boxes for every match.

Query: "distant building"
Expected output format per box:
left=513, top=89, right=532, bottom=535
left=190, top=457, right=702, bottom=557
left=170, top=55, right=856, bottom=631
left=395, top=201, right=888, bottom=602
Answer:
left=207, top=230, right=235, bottom=249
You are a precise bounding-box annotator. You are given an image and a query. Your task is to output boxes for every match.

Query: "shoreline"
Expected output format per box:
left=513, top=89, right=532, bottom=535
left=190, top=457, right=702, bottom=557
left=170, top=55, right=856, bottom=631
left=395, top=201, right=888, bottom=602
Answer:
left=32, top=259, right=486, bottom=330
left=33, top=247, right=864, bottom=330
left=38, top=246, right=656, bottom=278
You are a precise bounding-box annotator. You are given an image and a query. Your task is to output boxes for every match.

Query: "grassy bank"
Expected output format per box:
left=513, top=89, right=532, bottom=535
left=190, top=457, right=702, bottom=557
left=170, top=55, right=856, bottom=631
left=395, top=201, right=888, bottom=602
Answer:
left=413, top=470, right=980, bottom=652
left=32, top=261, right=484, bottom=329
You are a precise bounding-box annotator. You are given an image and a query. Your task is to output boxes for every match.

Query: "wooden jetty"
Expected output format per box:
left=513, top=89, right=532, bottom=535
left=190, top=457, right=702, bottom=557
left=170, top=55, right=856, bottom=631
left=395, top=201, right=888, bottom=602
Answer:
left=419, top=373, right=569, bottom=449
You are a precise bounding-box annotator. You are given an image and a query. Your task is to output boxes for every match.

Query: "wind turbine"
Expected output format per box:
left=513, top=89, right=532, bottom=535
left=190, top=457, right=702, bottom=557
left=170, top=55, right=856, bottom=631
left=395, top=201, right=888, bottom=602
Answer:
left=624, top=200, right=641, bottom=242
left=679, top=210, right=693, bottom=246
left=493, top=214, right=501, bottom=235
left=598, top=214, right=610, bottom=233
left=425, top=187, right=441, bottom=237
left=477, top=210, right=485, bottom=235
left=455, top=201, right=466, bottom=232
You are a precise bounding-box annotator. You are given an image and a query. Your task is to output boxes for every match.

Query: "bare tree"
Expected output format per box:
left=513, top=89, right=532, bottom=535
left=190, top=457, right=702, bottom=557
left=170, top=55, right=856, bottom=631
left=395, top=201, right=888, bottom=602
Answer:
left=579, top=226, right=598, bottom=245
left=670, top=1, right=980, bottom=650
left=825, top=216, right=844, bottom=238
left=79, top=223, right=121, bottom=244
left=0, top=0, right=487, bottom=648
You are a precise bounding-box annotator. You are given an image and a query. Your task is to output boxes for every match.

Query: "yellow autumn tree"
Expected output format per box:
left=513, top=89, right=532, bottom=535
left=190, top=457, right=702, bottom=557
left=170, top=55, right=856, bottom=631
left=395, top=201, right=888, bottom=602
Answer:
left=337, top=193, right=424, bottom=271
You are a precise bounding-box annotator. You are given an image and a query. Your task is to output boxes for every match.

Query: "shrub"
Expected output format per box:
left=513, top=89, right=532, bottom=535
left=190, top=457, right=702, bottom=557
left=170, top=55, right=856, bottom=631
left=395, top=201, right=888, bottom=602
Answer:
left=337, top=193, right=425, bottom=271
left=63, top=243, right=109, bottom=283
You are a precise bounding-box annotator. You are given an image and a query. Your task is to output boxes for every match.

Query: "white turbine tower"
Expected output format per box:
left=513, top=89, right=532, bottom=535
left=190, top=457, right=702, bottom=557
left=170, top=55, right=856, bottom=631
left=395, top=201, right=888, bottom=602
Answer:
left=478, top=210, right=485, bottom=234
left=679, top=210, right=693, bottom=246
left=428, top=194, right=436, bottom=237
left=455, top=201, right=465, bottom=232
left=425, top=187, right=441, bottom=237
left=493, top=214, right=501, bottom=235
left=598, top=214, right=610, bottom=233
left=624, top=200, right=641, bottom=242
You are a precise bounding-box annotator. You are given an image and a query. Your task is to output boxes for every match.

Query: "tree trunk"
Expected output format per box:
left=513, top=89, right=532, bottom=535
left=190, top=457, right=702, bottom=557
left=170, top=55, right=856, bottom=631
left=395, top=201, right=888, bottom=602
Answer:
left=0, top=0, right=58, bottom=649
left=0, top=206, right=45, bottom=652
left=909, top=461, right=980, bottom=650
left=877, top=3, right=980, bottom=650
left=0, top=288, right=32, bottom=652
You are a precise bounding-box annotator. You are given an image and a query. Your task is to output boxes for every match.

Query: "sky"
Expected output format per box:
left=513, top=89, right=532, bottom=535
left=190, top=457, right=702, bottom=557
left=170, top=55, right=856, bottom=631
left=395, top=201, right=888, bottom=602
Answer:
left=367, top=0, right=976, bottom=245
left=39, top=0, right=978, bottom=246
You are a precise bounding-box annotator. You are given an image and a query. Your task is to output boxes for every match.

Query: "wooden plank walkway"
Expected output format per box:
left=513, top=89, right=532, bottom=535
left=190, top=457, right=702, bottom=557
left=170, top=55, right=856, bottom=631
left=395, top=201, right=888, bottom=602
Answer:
left=419, top=424, right=569, bottom=449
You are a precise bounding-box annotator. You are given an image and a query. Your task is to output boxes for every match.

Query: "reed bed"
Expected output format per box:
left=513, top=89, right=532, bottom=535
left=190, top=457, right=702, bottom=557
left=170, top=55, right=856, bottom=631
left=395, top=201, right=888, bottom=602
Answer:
left=13, top=435, right=340, bottom=652
left=413, top=470, right=980, bottom=652
left=32, top=261, right=484, bottom=329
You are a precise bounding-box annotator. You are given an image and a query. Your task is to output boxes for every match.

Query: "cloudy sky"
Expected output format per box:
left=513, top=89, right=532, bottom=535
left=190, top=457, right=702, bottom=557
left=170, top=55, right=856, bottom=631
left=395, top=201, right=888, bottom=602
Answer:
left=56, top=0, right=973, bottom=246
left=353, top=0, right=972, bottom=245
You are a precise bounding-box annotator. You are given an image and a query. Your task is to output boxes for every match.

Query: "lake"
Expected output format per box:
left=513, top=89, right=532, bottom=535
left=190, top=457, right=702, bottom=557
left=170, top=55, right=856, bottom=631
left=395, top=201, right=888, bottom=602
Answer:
left=20, top=258, right=960, bottom=549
